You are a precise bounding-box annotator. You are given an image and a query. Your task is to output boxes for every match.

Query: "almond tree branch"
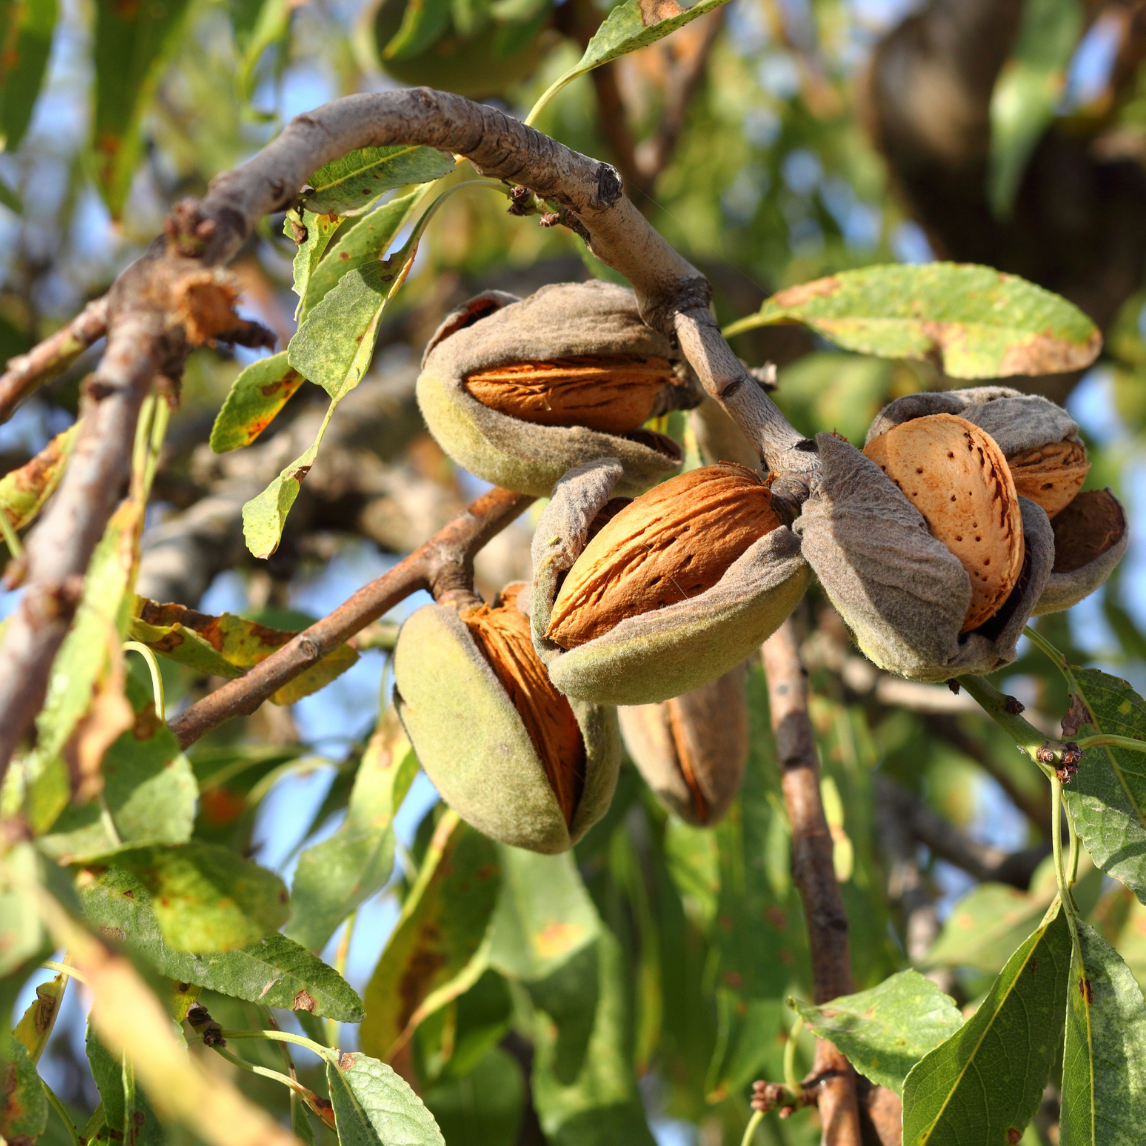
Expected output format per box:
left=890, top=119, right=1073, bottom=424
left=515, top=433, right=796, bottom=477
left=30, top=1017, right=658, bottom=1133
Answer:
left=0, top=296, right=109, bottom=423
left=168, top=486, right=532, bottom=749
left=0, top=86, right=810, bottom=775
left=760, top=620, right=866, bottom=1146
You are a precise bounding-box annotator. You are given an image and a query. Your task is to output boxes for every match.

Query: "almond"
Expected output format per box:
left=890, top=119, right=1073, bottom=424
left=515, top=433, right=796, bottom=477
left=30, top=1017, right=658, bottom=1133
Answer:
left=546, top=462, right=783, bottom=649
left=464, top=354, right=677, bottom=434
left=1006, top=438, right=1090, bottom=518
left=863, top=413, right=1024, bottom=633
left=463, top=593, right=585, bottom=824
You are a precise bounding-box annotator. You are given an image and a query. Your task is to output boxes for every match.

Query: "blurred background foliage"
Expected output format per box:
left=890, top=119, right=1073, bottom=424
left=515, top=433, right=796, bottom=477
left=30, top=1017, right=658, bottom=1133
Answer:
left=4, top=0, right=1146, bottom=1143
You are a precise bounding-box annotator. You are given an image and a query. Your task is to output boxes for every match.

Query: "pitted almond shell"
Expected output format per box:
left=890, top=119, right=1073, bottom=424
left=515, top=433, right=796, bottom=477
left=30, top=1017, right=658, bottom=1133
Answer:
left=863, top=414, right=1024, bottom=633
left=546, top=463, right=784, bottom=649
left=1006, top=439, right=1090, bottom=519
left=463, top=592, right=584, bottom=826
left=464, top=354, right=677, bottom=434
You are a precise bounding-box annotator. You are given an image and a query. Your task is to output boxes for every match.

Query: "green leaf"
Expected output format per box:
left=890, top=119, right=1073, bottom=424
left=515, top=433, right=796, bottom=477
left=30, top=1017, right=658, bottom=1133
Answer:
left=94, top=843, right=289, bottom=953
left=1061, top=668, right=1146, bottom=904
left=302, top=146, right=455, bottom=216
left=0, top=1036, right=47, bottom=1141
left=234, top=0, right=292, bottom=99
left=289, top=210, right=342, bottom=321
left=86, top=1027, right=163, bottom=1146
left=791, top=970, right=963, bottom=1096
left=988, top=0, right=1082, bottom=218
left=528, top=929, right=656, bottom=1146
left=722, top=263, right=1102, bottom=378
left=38, top=675, right=196, bottom=863
left=488, top=845, right=600, bottom=983
left=525, top=0, right=732, bottom=125
left=1061, top=920, right=1146, bottom=1145
left=423, top=1047, right=523, bottom=1146
left=209, top=353, right=305, bottom=453
left=304, top=189, right=423, bottom=313
left=288, top=261, right=403, bottom=400
left=382, top=0, right=450, bottom=60
left=14, top=969, right=66, bottom=1063
left=288, top=707, right=418, bottom=952
left=77, top=865, right=362, bottom=1019
left=240, top=426, right=323, bottom=560
left=0, top=843, right=49, bottom=979
left=127, top=596, right=357, bottom=705
left=92, top=0, right=193, bottom=216
left=902, top=902, right=1072, bottom=1146
left=326, top=1050, right=445, bottom=1146
left=0, top=0, right=58, bottom=150
left=361, top=814, right=501, bottom=1059
left=0, top=424, right=76, bottom=532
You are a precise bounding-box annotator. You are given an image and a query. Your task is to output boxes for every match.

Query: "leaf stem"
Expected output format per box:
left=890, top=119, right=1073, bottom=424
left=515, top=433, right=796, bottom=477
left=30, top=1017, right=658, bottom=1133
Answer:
left=210, top=1043, right=312, bottom=1096
left=739, top=1109, right=764, bottom=1146
left=41, top=958, right=87, bottom=984
left=959, top=674, right=1077, bottom=780
left=783, top=1015, right=804, bottom=1094
left=123, top=642, right=165, bottom=722
left=219, top=1029, right=331, bottom=1059
left=0, top=508, right=22, bottom=560
left=1022, top=625, right=1066, bottom=668
left=41, top=1079, right=81, bottom=1146
left=1075, top=733, right=1146, bottom=754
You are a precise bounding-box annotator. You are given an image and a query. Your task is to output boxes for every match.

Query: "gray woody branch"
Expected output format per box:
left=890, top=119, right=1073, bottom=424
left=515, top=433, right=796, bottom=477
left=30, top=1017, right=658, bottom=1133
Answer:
left=0, top=87, right=810, bottom=772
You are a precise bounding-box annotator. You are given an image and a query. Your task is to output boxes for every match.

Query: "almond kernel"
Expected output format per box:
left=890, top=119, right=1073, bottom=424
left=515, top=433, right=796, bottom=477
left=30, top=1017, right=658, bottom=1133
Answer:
left=863, top=414, right=1024, bottom=633
left=546, top=462, right=783, bottom=649
left=1006, top=438, right=1090, bottom=518
left=463, top=593, right=585, bottom=825
left=464, top=354, right=677, bottom=434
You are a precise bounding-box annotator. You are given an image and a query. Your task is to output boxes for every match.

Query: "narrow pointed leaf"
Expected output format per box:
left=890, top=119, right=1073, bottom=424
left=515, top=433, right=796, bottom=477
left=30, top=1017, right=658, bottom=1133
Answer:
left=127, top=596, right=357, bottom=704
left=14, top=969, right=66, bottom=1063
left=792, top=969, right=963, bottom=1096
left=0, top=423, right=76, bottom=531
left=0, top=0, right=58, bottom=149
left=361, top=814, right=501, bottom=1059
left=209, top=352, right=305, bottom=453
left=903, top=903, right=1072, bottom=1146
left=382, top=0, right=450, bottom=60
left=289, top=210, right=341, bottom=320
left=302, top=146, right=454, bottom=216
left=326, top=1051, right=445, bottom=1146
left=86, top=1028, right=163, bottom=1146
left=724, top=263, right=1101, bottom=377
left=78, top=866, right=361, bottom=1019
left=288, top=707, right=418, bottom=952
left=1061, top=920, right=1146, bottom=1145
left=1061, top=667, right=1146, bottom=904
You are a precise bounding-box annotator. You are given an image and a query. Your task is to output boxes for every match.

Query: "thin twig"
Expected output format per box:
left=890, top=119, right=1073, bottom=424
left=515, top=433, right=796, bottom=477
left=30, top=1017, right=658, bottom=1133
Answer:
left=760, top=620, right=864, bottom=1146
left=168, top=486, right=532, bottom=748
left=0, top=296, right=109, bottom=424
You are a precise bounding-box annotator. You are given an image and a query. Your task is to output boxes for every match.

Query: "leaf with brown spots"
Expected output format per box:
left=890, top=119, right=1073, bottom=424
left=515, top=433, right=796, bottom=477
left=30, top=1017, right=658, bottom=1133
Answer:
left=361, top=812, right=501, bottom=1061
left=128, top=595, right=357, bottom=705
left=723, top=263, right=1101, bottom=378
left=0, top=1039, right=46, bottom=1143
left=14, top=970, right=66, bottom=1063
left=209, top=352, right=305, bottom=454
left=0, top=423, right=76, bottom=533
left=325, top=1050, right=444, bottom=1146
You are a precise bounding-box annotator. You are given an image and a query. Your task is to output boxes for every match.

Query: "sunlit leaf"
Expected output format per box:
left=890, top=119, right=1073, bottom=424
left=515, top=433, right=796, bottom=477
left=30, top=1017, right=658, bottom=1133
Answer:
left=526, top=0, right=732, bottom=124
left=0, top=423, right=76, bottom=531
left=1061, top=667, right=1146, bottom=904
left=78, top=865, right=362, bottom=1019
left=14, top=968, right=66, bottom=1063
left=289, top=209, right=341, bottom=321
left=302, top=146, right=454, bottom=216
left=361, top=813, right=500, bottom=1059
left=288, top=707, right=418, bottom=953
left=127, top=596, right=357, bottom=704
left=1061, top=920, right=1146, bottom=1145
left=723, top=263, right=1101, bottom=377
left=209, top=353, right=305, bottom=454
left=791, top=970, right=963, bottom=1096
left=0, top=842, right=48, bottom=979
left=326, top=1051, right=445, bottom=1146
left=86, top=843, right=288, bottom=953
left=903, top=902, right=1071, bottom=1146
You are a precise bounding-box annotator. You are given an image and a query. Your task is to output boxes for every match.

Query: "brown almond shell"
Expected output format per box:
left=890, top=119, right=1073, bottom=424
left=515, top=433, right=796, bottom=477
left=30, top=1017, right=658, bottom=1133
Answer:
left=416, top=282, right=704, bottom=497
left=618, top=662, right=749, bottom=827
left=798, top=432, right=1055, bottom=682
left=530, top=459, right=810, bottom=706
left=392, top=594, right=620, bottom=853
